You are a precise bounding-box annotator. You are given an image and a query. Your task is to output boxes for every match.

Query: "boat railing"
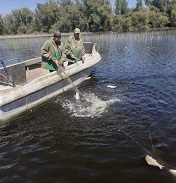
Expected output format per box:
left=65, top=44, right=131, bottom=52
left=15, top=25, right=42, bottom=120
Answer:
left=83, top=42, right=99, bottom=56
left=0, top=42, right=99, bottom=86
left=84, top=42, right=94, bottom=54
left=94, top=43, right=99, bottom=52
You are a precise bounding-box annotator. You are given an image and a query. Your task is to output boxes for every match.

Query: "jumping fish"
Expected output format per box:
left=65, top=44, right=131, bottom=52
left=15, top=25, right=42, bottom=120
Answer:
left=145, top=155, right=164, bottom=170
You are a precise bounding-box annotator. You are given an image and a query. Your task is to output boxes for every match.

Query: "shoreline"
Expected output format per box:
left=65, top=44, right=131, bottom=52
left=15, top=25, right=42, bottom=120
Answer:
left=0, top=32, right=93, bottom=39
left=0, top=28, right=175, bottom=39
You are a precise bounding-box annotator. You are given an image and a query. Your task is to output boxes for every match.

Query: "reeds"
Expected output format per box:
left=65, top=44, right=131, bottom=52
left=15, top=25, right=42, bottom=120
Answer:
left=0, top=30, right=176, bottom=63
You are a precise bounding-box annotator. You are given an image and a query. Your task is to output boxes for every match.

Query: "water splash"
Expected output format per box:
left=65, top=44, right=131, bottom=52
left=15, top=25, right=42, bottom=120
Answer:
left=60, top=93, right=121, bottom=117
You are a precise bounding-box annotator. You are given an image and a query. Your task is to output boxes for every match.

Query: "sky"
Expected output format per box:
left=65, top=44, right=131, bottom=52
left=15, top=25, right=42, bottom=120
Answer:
left=0, top=0, right=137, bottom=16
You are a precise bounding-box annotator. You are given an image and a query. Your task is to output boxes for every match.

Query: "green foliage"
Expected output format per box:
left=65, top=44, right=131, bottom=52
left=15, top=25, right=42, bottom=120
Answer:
left=3, top=8, right=34, bottom=35
left=115, top=0, right=129, bottom=15
left=145, top=0, right=170, bottom=12
left=131, top=8, right=149, bottom=30
left=122, top=17, right=132, bottom=31
left=0, top=15, right=5, bottom=35
left=35, top=1, right=59, bottom=33
left=19, top=8, right=34, bottom=25
left=168, top=0, right=176, bottom=26
left=81, top=0, right=113, bottom=32
left=113, top=15, right=132, bottom=32
left=148, top=10, right=169, bottom=28
left=112, top=15, right=123, bottom=31
left=1, top=0, right=176, bottom=35
left=3, top=13, right=17, bottom=35
left=135, top=0, right=143, bottom=11
left=170, top=9, right=176, bottom=26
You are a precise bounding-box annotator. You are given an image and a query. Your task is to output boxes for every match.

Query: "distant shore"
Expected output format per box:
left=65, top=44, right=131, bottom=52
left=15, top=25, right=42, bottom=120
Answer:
left=0, top=34, right=52, bottom=39
left=0, top=28, right=175, bottom=39
left=0, top=32, right=93, bottom=39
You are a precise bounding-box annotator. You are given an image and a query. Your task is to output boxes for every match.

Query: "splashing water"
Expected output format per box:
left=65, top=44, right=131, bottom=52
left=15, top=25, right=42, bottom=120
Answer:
left=60, top=93, right=121, bottom=117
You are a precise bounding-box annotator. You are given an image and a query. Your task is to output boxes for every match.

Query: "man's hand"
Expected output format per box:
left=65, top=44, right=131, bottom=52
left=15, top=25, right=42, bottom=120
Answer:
left=51, top=57, right=59, bottom=67
left=52, top=57, right=57, bottom=62
left=58, top=60, right=63, bottom=66
left=70, top=54, right=75, bottom=59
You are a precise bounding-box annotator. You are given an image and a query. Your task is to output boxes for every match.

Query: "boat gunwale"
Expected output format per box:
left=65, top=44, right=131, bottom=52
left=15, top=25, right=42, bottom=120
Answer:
left=0, top=53, right=101, bottom=106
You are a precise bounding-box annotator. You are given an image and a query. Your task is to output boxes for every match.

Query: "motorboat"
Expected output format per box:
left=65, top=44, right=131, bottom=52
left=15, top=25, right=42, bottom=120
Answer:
left=0, top=42, right=101, bottom=122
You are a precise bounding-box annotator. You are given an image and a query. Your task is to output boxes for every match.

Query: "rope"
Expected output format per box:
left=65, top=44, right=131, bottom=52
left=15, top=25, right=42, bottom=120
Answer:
left=0, top=72, right=8, bottom=83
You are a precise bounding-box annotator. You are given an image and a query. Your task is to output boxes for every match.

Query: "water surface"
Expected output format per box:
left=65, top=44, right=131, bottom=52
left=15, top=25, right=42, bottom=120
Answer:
left=0, top=31, right=176, bottom=183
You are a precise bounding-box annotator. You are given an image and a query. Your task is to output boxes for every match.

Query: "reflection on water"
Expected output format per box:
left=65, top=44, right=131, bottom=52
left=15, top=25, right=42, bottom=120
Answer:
left=1, top=30, right=176, bottom=182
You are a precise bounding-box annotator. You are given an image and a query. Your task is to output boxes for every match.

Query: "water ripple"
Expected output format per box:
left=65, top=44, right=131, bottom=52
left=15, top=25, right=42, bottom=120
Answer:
left=1, top=31, right=176, bottom=183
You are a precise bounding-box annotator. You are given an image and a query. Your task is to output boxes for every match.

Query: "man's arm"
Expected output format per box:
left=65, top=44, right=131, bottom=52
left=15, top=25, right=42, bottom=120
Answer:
left=41, top=41, right=52, bottom=60
left=65, top=36, right=73, bottom=56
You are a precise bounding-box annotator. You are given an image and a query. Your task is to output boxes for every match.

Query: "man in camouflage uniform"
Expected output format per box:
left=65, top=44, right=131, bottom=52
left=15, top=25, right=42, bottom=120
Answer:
left=41, top=31, right=65, bottom=72
left=65, top=28, right=85, bottom=65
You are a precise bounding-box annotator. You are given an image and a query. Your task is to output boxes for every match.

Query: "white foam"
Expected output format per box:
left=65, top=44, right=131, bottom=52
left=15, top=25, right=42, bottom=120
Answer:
left=75, top=92, right=80, bottom=100
left=61, top=93, right=121, bottom=118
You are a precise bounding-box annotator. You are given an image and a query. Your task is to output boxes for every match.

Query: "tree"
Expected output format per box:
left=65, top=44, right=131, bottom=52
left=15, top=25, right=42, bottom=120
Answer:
left=131, top=8, right=150, bottom=30
left=58, top=0, right=73, bottom=7
left=76, top=1, right=89, bottom=31
left=115, top=0, right=123, bottom=15
left=3, top=12, right=19, bottom=35
left=148, top=10, right=169, bottom=28
left=81, top=0, right=113, bottom=32
left=113, top=15, right=124, bottom=31
left=168, top=0, right=176, bottom=26
left=17, top=8, right=34, bottom=34
left=19, top=8, right=34, bottom=26
left=97, top=0, right=113, bottom=31
left=0, top=15, right=4, bottom=35
left=144, top=0, right=152, bottom=6
left=136, top=0, right=143, bottom=11
left=1, top=0, right=176, bottom=35
left=145, top=0, right=170, bottom=12
left=35, top=1, right=59, bottom=33
left=115, top=0, right=129, bottom=15
left=52, top=0, right=86, bottom=33
left=3, top=8, right=34, bottom=34
left=122, top=17, right=132, bottom=31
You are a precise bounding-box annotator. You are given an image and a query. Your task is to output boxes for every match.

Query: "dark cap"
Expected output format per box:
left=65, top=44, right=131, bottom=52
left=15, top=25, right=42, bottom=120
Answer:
left=53, top=31, right=61, bottom=38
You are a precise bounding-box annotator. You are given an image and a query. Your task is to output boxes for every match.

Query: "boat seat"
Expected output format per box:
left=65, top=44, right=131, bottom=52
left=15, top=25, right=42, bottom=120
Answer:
left=84, top=42, right=94, bottom=54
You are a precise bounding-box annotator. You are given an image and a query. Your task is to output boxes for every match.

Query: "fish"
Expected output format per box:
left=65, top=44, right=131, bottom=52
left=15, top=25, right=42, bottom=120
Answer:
left=145, top=155, right=176, bottom=177
left=107, top=85, right=117, bottom=89
left=145, top=155, right=164, bottom=170
left=169, top=169, right=176, bottom=177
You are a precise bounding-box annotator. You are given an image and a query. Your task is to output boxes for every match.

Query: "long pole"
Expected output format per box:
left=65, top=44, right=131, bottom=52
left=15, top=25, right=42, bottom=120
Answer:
left=57, top=66, right=80, bottom=100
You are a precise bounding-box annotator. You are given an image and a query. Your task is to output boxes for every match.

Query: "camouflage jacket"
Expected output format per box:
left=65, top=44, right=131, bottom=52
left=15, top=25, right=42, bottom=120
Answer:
left=65, top=35, right=85, bottom=63
left=41, top=38, right=65, bottom=70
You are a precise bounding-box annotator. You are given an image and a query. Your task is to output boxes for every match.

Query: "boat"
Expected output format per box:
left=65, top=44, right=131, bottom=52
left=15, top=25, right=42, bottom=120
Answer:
left=0, top=42, right=101, bottom=122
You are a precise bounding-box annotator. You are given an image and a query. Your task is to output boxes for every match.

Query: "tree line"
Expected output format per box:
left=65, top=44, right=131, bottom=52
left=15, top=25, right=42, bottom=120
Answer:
left=0, top=0, right=176, bottom=35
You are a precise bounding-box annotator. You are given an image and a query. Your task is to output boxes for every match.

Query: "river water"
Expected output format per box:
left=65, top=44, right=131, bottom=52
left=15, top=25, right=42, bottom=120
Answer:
left=0, top=30, right=176, bottom=183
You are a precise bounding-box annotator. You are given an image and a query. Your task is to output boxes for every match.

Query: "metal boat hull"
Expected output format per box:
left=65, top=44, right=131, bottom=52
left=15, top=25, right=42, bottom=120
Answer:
left=0, top=43, right=101, bottom=122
